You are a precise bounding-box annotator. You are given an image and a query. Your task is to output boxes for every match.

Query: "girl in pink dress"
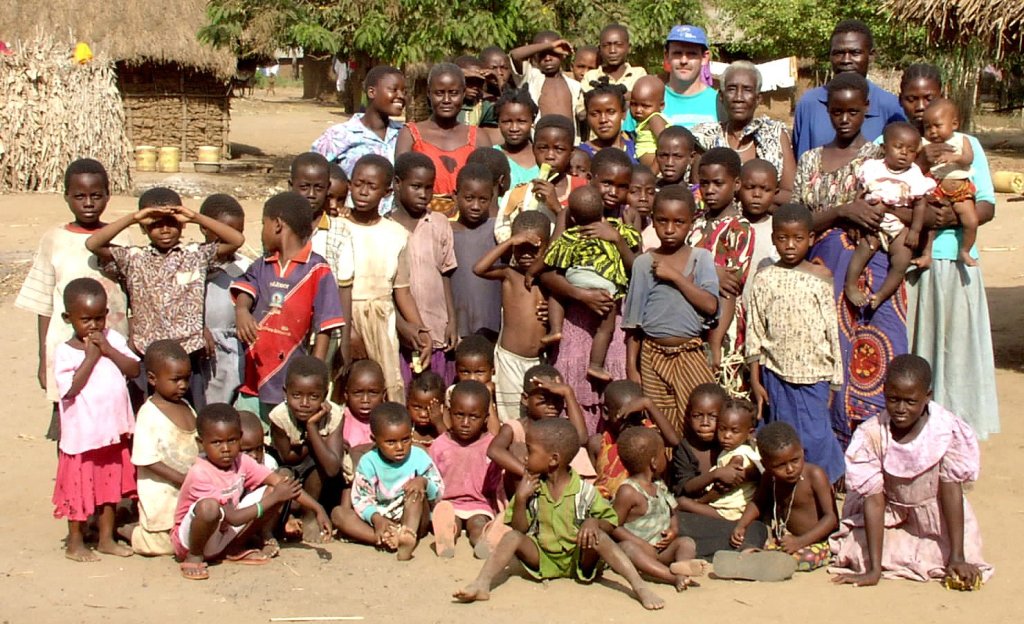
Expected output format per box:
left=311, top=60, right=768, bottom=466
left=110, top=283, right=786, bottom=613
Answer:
left=830, top=354, right=992, bottom=588
left=52, top=278, right=140, bottom=561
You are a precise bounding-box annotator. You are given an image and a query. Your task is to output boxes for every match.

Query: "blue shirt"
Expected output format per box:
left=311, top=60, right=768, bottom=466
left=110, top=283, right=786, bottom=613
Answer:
left=663, top=85, right=720, bottom=129
left=622, top=248, right=719, bottom=339
left=792, top=81, right=905, bottom=160
left=933, top=134, right=993, bottom=260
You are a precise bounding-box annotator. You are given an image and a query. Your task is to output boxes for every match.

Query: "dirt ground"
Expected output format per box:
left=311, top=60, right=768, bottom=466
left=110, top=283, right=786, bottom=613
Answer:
left=1, top=87, right=1022, bottom=623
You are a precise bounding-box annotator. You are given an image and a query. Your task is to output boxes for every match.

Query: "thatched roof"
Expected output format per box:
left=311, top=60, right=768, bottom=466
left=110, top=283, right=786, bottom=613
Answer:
left=0, top=1, right=236, bottom=79
left=883, top=0, right=1024, bottom=58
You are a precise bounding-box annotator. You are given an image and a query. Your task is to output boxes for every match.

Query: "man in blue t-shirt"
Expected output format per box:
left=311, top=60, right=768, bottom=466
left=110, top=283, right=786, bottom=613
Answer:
left=792, top=19, right=905, bottom=159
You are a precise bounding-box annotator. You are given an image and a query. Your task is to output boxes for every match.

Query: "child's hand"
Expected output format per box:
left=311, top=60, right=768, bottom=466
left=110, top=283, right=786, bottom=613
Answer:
left=904, top=229, right=920, bottom=250
left=729, top=525, right=747, bottom=548
left=579, top=220, right=621, bottom=244
left=314, top=507, right=334, bottom=541
left=751, top=381, right=769, bottom=421
left=945, top=560, right=982, bottom=589
left=531, top=179, right=559, bottom=212
left=428, top=396, right=446, bottom=427
left=576, top=518, right=602, bottom=549
left=713, top=462, right=744, bottom=487
left=171, top=205, right=197, bottom=224
left=267, top=475, right=304, bottom=506
left=778, top=534, right=804, bottom=555
left=716, top=266, right=742, bottom=298
left=236, top=308, right=259, bottom=345
left=655, top=527, right=678, bottom=550
left=83, top=332, right=102, bottom=360
left=133, top=206, right=173, bottom=225
left=89, top=330, right=112, bottom=357
left=613, top=397, right=652, bottom=423
left=529, top=376, right=573, bottom=400
left=306, top=402, right=331, bottom=430
left=516, top=471, right=540, bottom=500
left=709, top=344, right=722, bottom=374
left=549, top=39, right=574, bottom=58
left=509, top=231, right=544, bottom=249
left=202, top=327, right=216, bottom=358
left=534, top=298, right=550, bottom=324
left=403, top=476, right=428, bottom=504
left=445, top=322, right=459, bottom=352
left=651, top=259, right=683, bottom=283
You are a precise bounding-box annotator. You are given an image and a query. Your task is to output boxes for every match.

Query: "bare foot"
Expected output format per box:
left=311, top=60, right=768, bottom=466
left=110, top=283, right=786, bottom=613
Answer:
left=65, top=543, right=100, bottom=562
left=261, top=537, right=281, bottom=559
left=453, top=582, right=491, bottom=603
left=302, top=510, right=327, bottom=543
left=911, top=255, right=932, bottom=270
left=674, top=575, right=700, bottom=591
left=96, top=540, right=134, bottom=558
left=586, top=366, right=613, bottom=382
left=396, top=527, right=417, bottom=561
left=116, top=522, right=137, bottom=543
left=539, top=332, right=562, bottom=346
left=959, top=250, right=977, bottom=267
left=669, top=559, right=711, bottom=577
left=844, top=282, right=869, bottom=307
left=431, top=501, right=457, bottom=558
left=635, top=586, right=665, bottom=610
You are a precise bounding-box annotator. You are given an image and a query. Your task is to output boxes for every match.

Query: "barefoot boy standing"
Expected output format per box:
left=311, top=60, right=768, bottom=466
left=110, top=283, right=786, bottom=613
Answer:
left=454, top=418, right=665, bottom=610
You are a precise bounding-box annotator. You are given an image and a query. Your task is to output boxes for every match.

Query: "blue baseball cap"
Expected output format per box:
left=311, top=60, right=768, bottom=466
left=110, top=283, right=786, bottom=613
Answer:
left=666, top=25, right=708, bottom=48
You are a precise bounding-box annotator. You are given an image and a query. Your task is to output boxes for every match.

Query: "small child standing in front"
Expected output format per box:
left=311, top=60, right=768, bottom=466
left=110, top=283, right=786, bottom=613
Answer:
left=738, top=159, right=780, bottom=299
left=622, top=186, right=719, bottom=433
left=267, top=356, right=345, bottom=542
left=232, top=192, right=345, bottom=418
left=450, top=164, right=502, bottom=342
left=731, top=422, right=838, bottom=572
left=630, top=76, right=668, bottom=170
left=86, top=187, right=245, bottom=409
left=174, top=404, right=332, bottom=579
left=454, top=418, right=665, bottom=610
left=52, top=278, right=140, bottom=561
left=335, top=403, right=444, bottom=561
left=345, top=155, right=431, bottom=402
left=16, top=159, right=130, bottom=442
left=197, top=194, right=250, bottom=405
left=533, top=185, right=640, bottom=381
left=920, top=98, right=978, bottom=267
left=130, top=340, right=199, bottom=555
left=612, top=427, right=707, bottom=590
left=845, top=122, right=936, bottom=309
left=389, top=152, right=458, bottom=384
left=688, top=399, right=762, bottom=521
left=746, top=203, right=847, bottom=484
left=429, top=380, right=502, bottom=557
left=473, top=212, right=552, bottom=422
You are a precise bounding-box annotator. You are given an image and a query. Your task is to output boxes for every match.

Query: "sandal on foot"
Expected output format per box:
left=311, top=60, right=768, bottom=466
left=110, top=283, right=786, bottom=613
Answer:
left=712, top=550, right=796, bottom=582
left=180, top=561, right=209, bottom=580
left=225, top=548, right=270, bottom=565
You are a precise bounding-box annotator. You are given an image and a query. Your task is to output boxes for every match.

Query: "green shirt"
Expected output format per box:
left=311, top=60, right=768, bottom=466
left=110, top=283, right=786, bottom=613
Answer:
left=505, top=470, right=618, bottom=553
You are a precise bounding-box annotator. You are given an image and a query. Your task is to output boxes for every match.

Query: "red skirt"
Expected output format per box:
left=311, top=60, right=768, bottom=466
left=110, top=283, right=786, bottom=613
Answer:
left=52, top=437, right=136, bottom=521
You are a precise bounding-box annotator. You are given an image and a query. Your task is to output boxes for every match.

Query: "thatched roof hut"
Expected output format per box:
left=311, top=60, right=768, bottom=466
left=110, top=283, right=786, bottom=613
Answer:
left=883, top=0, right=1024, bottom=58
left=0, top=1, right=236, bottom=161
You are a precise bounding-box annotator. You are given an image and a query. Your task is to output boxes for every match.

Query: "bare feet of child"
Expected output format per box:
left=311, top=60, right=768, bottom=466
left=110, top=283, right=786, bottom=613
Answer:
left=669, top=560, right=712, bottom=591
left=635, top=586, right=666, bottom=610
left=959, top=249, right=977, bottom=267
left=396, top=526, right=417, bottom=561
left=453, top=581, right=491, bottom=603
left=431, top=501, right=457, bottom=558
left=540, top=332, right=562, bottom=346
left=586, top=366, right=613, bottom=382
left=96, top=538, right=134, bottom=558
left=302, top=510, right=329, bottom=543
left=261, top=537, right=281, bottom=559
left=65, top=542, right=100, bottom=562
left=844, top=282, right=870, bottom=308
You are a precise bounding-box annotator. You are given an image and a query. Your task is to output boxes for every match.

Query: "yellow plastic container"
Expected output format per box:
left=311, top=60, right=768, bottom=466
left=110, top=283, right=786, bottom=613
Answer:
left=196, top=146, right=220, bottom=163
left=158, top=147, right=181, bottom=173
left=135, top=146, right=157, bottom=171
left=993, top=170, right=1024, bottom=194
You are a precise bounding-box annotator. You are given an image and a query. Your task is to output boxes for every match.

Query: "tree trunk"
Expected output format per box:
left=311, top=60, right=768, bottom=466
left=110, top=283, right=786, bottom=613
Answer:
left=302, top=55, right=333, bottom=100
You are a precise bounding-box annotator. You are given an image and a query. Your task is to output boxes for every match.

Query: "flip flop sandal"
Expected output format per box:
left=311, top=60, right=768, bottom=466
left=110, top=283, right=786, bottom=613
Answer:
left=712, top=550, right=796, bottom=582
left=224, top=548, right=270, bottom=565
left=180, top=561, right=209, bottom=580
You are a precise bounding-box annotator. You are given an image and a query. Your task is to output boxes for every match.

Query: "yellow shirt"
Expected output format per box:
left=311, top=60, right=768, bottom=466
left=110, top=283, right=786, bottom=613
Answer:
left=580, top=64, right=648, bottom=93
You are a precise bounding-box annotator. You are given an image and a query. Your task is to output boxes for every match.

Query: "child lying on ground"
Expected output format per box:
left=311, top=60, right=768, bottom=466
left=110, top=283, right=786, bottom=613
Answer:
left=612, top=427, right=709, bottom=591
left=454, top=418, right=665, bottom=610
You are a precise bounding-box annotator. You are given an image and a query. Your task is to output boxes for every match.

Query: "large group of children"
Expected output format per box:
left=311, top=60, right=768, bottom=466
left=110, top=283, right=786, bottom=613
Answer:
left=18, top=17, right=995, bottom=611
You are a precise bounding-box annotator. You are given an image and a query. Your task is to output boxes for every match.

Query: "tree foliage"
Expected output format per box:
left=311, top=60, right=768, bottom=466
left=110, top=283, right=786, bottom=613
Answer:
left=715, top=0, right=928, bottom=67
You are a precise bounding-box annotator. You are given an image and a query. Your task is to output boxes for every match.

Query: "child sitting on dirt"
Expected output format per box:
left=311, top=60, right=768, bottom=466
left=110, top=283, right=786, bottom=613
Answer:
left=130, top=340, right=200, bottom=555
left=589, top=379, right=680, bottom=499
left=334, top=403, right=444, bottom=561
left=173, top=404, right=331, bottom=580
left=429, top=381, right=502, bottom=557
left=52, top=278, right=140, bottom=562
left=730, top=422, right=838, bottom=572
left=454, top=418, right=665, bottom=610
left=267, top=356, right=346, bottom=542
left=612, top=427, right=708, bottom=591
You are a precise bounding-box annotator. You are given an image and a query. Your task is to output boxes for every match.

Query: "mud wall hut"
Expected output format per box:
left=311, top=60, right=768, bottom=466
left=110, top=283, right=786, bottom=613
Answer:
left=0, top=1, right=237, bottom=161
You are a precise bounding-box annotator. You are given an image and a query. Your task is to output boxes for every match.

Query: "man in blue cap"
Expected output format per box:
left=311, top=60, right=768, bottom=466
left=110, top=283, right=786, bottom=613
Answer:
left=662, top=24, right=720, bottom=129
left=791, top=19, right=905, bottom=159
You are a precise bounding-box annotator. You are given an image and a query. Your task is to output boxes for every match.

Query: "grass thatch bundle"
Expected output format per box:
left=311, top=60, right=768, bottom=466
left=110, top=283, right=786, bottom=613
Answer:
left=0, top=34, right=132, bottom=193
left=883, top=0, right=1024, bottom=58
